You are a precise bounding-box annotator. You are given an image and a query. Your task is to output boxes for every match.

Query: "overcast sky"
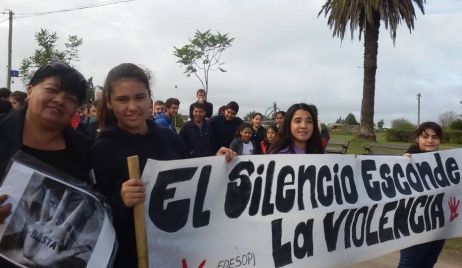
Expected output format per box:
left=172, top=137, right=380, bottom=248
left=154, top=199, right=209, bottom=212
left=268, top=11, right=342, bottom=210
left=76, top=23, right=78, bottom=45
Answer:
left=1, top=0, right=461, bottom=126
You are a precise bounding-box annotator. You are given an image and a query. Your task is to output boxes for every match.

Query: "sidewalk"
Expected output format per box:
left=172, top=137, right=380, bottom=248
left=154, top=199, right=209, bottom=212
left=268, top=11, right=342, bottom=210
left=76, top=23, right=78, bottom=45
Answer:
left=349, top=250, right=462, bottom=268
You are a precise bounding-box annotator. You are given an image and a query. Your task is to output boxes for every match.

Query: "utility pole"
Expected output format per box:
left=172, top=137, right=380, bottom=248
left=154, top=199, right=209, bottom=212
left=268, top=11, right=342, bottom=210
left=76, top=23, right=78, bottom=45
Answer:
left=417, top=93, right=421, bottom=126
left=5, top=9, right=13, bottom=90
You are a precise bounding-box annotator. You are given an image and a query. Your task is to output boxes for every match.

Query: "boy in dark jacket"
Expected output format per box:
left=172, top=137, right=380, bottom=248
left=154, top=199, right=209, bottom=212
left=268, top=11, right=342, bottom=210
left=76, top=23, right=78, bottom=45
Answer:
left=180, top=102, right=215, bottom=157
left=209, top=101, right=243, bottom=151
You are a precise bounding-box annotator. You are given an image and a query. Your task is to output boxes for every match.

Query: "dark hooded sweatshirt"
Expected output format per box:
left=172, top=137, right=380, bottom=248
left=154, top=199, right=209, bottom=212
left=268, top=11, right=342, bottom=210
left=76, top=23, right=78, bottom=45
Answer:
left=89, top=120, right=183, bottom=268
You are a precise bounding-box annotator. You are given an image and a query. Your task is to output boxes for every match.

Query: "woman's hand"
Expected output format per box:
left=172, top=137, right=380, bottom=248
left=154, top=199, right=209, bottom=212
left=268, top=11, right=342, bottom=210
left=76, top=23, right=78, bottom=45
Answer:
left=0, top=194, right=12, bottom=224
left=403, top=153, right=412, bottom=158
left=216, top=147, right=237, bottom=162
left=121, top=179, right=146, bottom=207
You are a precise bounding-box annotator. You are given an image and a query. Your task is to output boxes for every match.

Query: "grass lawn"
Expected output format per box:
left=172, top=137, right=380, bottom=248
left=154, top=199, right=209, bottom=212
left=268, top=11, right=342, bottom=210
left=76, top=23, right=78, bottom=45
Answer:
left=330, top=132, right=462, bottom=252
left=331, top=132, right=461, bottom=155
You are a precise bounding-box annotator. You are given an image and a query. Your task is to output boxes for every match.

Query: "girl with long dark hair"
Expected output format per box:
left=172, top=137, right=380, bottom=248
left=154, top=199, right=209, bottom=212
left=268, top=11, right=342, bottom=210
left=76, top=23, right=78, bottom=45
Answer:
left=269, top=103, right=323, bottom=154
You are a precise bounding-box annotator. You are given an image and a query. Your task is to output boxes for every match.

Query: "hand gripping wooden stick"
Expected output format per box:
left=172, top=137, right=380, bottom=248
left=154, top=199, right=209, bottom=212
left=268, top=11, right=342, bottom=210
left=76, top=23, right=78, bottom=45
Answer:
left=127, top=155, right=149, bottom=268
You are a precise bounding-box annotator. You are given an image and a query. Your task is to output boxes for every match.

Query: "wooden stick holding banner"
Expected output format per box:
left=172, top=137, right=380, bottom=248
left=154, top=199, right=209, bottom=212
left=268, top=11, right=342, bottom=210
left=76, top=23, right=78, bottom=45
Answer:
left=127, top=155, right=149, bottom=268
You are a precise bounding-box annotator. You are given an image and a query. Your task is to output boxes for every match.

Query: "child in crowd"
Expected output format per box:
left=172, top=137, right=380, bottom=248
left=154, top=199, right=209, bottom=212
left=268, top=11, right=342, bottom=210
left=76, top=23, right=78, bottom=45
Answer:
left=250, top=112, right=265, bottom=154
left=274, top=110, right=285, bottom=128
left=269, top=103, right=323, bottom=154
left=230, top=123, right=257, bottom=155
left=9, top=91, right=27, bottom=111
left=260, top=124, right=278, bottom=154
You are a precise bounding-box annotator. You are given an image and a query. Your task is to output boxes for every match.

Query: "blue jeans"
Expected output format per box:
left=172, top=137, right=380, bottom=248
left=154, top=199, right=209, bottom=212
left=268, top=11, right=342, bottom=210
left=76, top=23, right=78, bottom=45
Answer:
left=398, top=240, right=445, bottom=268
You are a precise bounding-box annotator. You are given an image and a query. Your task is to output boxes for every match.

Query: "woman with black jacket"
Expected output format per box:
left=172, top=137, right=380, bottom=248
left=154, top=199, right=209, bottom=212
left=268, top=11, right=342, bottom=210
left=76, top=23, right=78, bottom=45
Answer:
left=0, top=62, right=90, bottom=266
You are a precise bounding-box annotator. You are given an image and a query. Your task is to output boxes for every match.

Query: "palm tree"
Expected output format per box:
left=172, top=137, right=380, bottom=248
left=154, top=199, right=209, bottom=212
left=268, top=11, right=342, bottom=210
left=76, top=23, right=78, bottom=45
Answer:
left=319, top=0, right=426, bottom=141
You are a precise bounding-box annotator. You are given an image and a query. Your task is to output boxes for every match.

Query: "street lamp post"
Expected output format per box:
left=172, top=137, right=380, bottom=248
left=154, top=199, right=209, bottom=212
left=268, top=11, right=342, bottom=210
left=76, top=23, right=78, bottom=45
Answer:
left=417, top=93, right=421, bottom=126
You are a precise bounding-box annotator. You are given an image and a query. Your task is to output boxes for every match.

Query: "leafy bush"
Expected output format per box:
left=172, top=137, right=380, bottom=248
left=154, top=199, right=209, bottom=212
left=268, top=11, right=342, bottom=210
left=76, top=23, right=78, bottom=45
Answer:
left=385, top=129, right=414, bottom=142
left=443, top=130, right=462, bottom=144
left=391, top=118, right=415, bottom=130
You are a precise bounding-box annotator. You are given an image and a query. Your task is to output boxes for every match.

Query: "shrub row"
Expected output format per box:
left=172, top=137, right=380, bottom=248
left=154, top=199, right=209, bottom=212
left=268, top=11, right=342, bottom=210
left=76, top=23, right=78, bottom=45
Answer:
left=385, top=129, right=462, bottom=144
left=385, top=129, right=413, bottom=142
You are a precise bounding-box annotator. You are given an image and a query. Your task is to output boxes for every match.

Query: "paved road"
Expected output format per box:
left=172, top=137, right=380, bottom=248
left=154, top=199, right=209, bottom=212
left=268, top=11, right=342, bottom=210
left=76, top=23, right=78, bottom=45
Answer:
left=350, top=250, right=462, bottom=268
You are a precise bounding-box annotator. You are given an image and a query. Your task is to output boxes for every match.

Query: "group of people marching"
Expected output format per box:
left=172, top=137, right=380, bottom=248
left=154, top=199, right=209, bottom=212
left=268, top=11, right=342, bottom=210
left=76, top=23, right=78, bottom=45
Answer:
left=0, top=62, right=449, bottom=267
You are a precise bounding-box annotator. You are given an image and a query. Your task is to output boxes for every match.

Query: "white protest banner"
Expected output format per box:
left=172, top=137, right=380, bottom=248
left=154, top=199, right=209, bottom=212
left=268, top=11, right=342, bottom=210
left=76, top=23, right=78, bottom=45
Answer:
left=0, top=153, right=116, bottom=268
left=142, top=149, right=462, bottom=268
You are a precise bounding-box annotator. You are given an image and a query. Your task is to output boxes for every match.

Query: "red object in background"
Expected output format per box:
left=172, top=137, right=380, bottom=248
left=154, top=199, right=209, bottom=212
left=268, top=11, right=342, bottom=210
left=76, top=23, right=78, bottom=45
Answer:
left=70, top=113, right=80, bottom=129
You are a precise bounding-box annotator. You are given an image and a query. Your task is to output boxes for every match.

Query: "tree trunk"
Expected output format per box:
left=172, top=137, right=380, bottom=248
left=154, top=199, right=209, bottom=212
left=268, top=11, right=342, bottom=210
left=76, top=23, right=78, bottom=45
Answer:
left=358, top=13, right=380, bottom=141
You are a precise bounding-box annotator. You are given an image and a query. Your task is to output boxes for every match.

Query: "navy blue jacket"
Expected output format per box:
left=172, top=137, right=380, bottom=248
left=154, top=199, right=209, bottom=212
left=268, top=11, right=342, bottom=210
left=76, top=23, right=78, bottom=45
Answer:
left=179, top=120, right=215, bottom=157
left=89, top=120, right=183, bottom=268
left=209, top=115, right=243, bottom=151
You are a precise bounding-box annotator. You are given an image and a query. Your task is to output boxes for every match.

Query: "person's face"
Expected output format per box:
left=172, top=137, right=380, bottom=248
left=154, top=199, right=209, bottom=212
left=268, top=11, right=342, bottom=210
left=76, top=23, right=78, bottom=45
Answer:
left=275, top=113, right=284, bottom=126
left=197, top=91, right=206, bottom=103
left=26, top=76, right=80, bottom=130
left=266, top=128, right=276, bottom=143
left=193, top=107, right=205, bottom=123
left=166, top=104, right=179, bottom=118
left=416, top=128, right=440, bottom=152
left=240, top=128, right=252, bottom=143
left=290, top=109, right=314, bottom=148
left=154, top=104, right=165, bottom=114
left=107, top=79, right=150, bottom=134
left=252, top=115, right=263, bottom=128
left=90, top=105, right=97, bottom=118
left=224, top=108, right=237, bottom=121
left=10, top=97, right=21, bottom=111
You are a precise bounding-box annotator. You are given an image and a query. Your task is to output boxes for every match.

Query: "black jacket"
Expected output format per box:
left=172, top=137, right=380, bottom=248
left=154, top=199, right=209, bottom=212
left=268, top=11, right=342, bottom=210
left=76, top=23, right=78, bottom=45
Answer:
left=209, top=115, right=243, bottom=151
left=179, top=120, right=215, bottom=157
left=89, top=120, right=183, bottom=268
left=406, top=144, right=422, bottom=154
left=0, top=107, right=91, bottom=183
left=251, top=126, right=266, bottom=154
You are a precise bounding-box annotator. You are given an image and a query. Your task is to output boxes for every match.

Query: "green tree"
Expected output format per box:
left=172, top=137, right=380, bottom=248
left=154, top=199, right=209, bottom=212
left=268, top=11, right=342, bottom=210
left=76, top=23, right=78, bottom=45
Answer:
left=174, top=113, right=188, bottom=130
left=391, top=118, right=415, bottom=130
left=344, top=113, right=359, bottom=125
left=319, top=0, right=426, bottom=141
left=377, top=119, right=385, bottom=130
left=450, top=119, right=462, bottom=130
left=85, top=77, right=97, bottom=104
left=20, top=28, right=83, bottom=84
left=65, top=35, right=83, bottom=65
left=335, top=117, right=344, bottom=124
left=244, top=111, right=257, bottom=121
left=173, top=30, right=234, bottom=98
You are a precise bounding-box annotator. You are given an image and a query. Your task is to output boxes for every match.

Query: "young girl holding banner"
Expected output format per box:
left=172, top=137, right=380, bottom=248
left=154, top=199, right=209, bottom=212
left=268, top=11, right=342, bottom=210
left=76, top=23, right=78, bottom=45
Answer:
left=398, top=122, right=445, bottom=268
left=269, top=103, right=323, bottom=154
left=89, top=63, right=235, bottom=267
left=89, top=63, right=184, bottom=267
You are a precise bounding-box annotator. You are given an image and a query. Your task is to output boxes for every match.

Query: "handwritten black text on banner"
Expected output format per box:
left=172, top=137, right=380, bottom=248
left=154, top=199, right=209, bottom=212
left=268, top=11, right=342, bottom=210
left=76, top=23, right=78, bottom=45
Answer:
left=143, top=150, right=462, bottom=268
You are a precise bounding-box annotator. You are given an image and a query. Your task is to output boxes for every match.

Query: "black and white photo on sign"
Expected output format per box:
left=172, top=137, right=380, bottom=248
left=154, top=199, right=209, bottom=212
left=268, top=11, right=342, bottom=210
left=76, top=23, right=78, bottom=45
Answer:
left=0, top=172, right=104, bottom=268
